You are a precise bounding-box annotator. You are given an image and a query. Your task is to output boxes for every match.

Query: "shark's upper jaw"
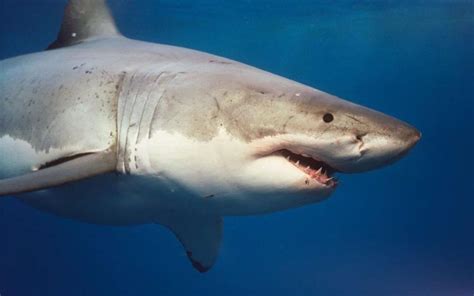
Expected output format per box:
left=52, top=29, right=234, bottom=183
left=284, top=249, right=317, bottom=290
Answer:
left=278, top=149, right=338, bottom=188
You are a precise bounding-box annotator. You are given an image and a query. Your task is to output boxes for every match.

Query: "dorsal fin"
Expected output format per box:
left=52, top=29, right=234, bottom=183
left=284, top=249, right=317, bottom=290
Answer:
left=47, top=0, right=121, bottom=50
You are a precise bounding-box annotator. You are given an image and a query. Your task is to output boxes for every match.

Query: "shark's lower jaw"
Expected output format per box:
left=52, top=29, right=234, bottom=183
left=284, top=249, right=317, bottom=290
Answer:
left=278, top=149, right=338, bottom=188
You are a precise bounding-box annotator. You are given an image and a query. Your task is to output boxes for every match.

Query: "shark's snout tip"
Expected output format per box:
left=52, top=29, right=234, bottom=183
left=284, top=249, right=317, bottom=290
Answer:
left=407, top=127, right=422, bottom=149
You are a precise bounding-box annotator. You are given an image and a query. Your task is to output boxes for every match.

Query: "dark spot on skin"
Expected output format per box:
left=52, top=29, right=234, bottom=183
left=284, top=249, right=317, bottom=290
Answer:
left=204, top=194, right=215, bottom=198
left=72, top=66, right=78, bottom=70
left=345, top=114, right=367, bottom=125
left=209, top=59, right=232, bottom=65
left=85, top=70, right=92, bottom=74
left=213, top=96, right=221, bottom=111
left=323, top=113, right=334, bottom=123
left=305, top=179, right=309, bottom=185
left=186, top=251, right=210, bottom=273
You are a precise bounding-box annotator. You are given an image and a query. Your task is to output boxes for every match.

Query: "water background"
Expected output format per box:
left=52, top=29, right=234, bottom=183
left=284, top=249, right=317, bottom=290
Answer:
left=0, top=1, right=473, bottom=295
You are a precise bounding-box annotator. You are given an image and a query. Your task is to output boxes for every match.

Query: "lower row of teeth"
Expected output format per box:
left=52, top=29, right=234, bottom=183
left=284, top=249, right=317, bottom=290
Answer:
left=286, top=156, right=334, bottom=184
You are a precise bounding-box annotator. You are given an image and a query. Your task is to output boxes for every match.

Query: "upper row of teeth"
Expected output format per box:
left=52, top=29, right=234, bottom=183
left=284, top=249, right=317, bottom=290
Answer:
left=286, top=155, right=325, bottom=173
left=286, top=155, right=335, bottom=184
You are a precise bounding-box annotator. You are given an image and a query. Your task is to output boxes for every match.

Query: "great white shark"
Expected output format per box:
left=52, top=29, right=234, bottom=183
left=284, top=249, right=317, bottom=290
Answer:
left=0, top=0, right=420, bottom=272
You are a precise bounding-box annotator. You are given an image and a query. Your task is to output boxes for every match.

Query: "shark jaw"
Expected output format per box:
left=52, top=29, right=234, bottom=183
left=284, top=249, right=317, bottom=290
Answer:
left=133, top=129, right=341, bottom=206
left=277, top=149, right=338, bottom=188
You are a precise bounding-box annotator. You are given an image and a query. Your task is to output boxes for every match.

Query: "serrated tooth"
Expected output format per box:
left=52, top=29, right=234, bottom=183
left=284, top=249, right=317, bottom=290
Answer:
left=306, top=166, right=310, bottom=170
left=295, top=160, right=300, bottom=165
left=316, top=167, right=322, bottom=174
left=286, top=156, right=290, bottom=160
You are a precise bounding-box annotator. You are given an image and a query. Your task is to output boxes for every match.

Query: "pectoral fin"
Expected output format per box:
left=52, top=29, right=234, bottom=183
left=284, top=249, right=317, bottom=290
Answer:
left=164, top=215, right=223, bottom=273
left=0, top=150, right=116, bottom=196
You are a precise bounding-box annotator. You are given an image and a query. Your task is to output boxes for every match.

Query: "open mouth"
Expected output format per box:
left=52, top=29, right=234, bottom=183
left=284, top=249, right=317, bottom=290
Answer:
left=278, top=149, right=338, bottom=188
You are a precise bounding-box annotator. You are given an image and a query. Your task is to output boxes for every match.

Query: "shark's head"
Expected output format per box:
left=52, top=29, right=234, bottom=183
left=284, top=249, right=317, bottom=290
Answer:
left=136, top=61, right=420, bottom=214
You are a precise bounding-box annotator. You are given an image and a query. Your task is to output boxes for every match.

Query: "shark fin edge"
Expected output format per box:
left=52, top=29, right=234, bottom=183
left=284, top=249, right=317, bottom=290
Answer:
left=47, top=0, right=121, bottom=50
left=163, top=215, right=223, bottom=273
left=0, top=149, right=117, bottom=196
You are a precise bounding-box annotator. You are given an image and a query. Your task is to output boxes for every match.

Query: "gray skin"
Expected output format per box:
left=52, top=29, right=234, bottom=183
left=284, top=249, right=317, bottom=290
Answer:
left=0, top=0, right=420, bottom=272
left=1, top=37, right=419, bottom=212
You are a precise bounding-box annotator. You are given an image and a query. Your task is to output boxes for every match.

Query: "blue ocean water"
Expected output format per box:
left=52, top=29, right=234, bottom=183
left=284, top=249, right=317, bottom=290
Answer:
left=0, top=0, right=473, bottom=295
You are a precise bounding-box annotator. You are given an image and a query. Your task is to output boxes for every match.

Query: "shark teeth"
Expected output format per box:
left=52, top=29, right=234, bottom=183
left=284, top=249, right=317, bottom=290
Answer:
left=279, top=149, right=337, bottom=187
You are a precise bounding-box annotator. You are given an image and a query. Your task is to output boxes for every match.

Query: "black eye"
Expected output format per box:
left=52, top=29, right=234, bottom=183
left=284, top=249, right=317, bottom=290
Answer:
left=323, top=113, right=334, bottom=123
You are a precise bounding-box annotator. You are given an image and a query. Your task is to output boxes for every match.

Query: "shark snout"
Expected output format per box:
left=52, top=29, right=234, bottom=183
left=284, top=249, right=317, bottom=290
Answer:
left=343, top=118, right=421, bottom=173
left=390, top=123, right=421, bottom=158
left=399, top=124, right=422, bottom=151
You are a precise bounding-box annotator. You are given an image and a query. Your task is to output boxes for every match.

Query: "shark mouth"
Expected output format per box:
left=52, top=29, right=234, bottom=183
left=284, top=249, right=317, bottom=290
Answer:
left=279, top=149, right=338, bottom=187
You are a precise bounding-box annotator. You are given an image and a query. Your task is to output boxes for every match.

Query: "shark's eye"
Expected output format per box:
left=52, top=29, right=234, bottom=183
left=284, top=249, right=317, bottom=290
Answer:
left=323, top=113, right=334, bottom=123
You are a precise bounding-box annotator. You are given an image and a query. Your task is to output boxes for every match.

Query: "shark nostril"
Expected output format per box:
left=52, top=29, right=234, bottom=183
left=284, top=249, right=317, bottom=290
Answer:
left=355, top=133, right=367, bottom=155
left=355, top=133, right=366, bottom=142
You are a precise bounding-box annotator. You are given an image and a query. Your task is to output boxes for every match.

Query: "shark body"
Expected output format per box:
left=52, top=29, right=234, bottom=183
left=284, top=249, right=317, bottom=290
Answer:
left=0, top=0, right=420, bottom=272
